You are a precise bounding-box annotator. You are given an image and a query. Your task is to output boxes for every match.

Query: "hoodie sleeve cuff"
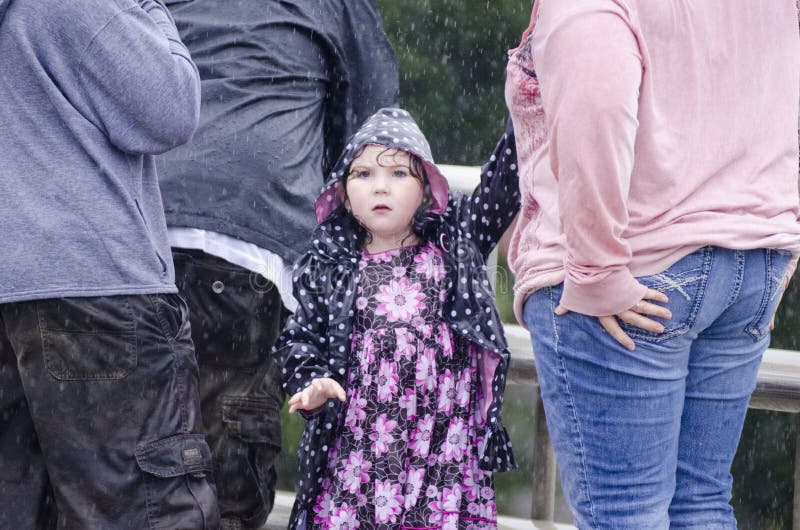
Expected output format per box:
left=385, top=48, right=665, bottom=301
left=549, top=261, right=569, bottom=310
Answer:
left=560, top=267, right=647, bottom=316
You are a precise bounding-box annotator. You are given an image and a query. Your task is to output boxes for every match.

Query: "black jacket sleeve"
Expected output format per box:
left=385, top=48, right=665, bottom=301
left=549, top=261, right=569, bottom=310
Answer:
left=342, top=0, right=400, bottom=129
left=323, top=0, right=399, bottom=175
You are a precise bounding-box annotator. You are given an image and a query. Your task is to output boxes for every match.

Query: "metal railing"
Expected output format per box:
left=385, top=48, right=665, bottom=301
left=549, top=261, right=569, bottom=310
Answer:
left=439, top=164, right=800, bottom=528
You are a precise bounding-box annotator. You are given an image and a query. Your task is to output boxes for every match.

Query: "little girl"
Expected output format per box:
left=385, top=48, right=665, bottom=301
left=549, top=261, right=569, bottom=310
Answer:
left=277, top=107, right=519, bottom=530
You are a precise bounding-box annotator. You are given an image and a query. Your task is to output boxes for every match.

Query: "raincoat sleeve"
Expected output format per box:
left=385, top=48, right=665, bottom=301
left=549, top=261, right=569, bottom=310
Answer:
left=479, top=418, right=517, bottom=473
left=450, top=119, right=521, bottom=258
left=276, top=252, right=338, bottom=418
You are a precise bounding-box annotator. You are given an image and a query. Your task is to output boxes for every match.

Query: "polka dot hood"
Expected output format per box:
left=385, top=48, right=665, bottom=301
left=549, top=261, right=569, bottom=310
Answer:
left=315, top=107, right=450, bottom=223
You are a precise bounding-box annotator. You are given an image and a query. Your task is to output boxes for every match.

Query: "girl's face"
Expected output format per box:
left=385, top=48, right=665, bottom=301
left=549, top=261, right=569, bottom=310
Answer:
left=344, top=145, right=425, bottom=252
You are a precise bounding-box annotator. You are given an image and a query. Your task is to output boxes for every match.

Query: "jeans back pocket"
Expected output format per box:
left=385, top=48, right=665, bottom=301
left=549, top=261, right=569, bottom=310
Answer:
left=745, top=249, right=793, bottom=341
left=620, top=247, right=713, bottom=344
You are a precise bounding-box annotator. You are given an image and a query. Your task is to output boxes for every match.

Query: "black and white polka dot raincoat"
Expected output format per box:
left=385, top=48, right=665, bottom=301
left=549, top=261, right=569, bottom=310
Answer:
left=276, top=108, right=520, bottom=529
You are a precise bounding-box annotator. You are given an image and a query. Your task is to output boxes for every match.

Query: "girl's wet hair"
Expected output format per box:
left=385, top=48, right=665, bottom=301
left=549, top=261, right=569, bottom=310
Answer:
left=338, top=145, right=438, bottom=249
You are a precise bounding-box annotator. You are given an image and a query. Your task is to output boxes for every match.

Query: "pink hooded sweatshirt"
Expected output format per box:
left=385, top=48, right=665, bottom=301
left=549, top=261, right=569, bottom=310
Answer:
left=507, top=0, right=800, bottom=323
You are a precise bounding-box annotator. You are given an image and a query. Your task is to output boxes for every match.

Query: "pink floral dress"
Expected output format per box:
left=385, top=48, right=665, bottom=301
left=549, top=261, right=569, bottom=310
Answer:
left=309, top=241, right=498, bottom=530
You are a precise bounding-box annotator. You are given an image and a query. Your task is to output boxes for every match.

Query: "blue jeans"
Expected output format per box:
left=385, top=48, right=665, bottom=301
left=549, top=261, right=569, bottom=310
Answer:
left=524, top=247, right=792, bottom=529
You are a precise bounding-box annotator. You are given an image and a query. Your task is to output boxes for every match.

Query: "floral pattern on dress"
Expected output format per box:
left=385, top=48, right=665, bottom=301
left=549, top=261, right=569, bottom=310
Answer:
left=308, top=242, right=497, bottom=530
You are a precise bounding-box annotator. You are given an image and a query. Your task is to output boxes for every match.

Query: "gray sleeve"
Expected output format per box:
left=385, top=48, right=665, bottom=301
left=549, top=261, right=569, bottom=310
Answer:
left=75, top=1, right=201, bottom=154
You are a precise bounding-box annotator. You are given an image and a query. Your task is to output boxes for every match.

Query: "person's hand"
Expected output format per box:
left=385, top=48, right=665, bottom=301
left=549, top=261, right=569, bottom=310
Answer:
left=288, top=377, right=347, bottom=414
left=555, top=288, right=671, bottom=351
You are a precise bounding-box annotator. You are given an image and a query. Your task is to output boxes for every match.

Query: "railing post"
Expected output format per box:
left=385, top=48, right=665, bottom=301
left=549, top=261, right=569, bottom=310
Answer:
left=531, top=384, right=557, bottom=520
left=794, top=414, right=800, bottom=530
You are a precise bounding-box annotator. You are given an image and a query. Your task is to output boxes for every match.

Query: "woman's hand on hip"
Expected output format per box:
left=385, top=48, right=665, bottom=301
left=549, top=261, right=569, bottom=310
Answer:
left=555, top=288, right=671, bottom=351
left=288, top=377, right=347, bottom=414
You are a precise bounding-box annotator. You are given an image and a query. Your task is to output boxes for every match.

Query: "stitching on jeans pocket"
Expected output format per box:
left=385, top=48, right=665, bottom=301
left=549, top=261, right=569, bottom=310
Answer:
left=37, top=298, right=137, bottom=380
left=745, top=250, right=792, bottom=341
left=619, top=247, right=713, bottom=344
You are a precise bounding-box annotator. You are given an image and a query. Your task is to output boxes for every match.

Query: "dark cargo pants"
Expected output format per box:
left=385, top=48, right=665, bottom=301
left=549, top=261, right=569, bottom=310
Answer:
left=173, top=249, right=286, bottom=530
left=0, top=293, right=220, bottom=529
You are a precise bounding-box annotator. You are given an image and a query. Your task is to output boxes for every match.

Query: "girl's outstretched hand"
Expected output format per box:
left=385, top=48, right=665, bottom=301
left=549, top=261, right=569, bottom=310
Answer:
left=288, top=377, right=347, bottom=414
left=555, top=288, right=671, bottom=351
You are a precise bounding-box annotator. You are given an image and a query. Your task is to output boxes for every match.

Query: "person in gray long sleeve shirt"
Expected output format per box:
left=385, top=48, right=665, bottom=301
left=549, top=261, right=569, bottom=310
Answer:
left=0, top=0, right=199, bottom=299
left=0, top=0, right=221, bottom=527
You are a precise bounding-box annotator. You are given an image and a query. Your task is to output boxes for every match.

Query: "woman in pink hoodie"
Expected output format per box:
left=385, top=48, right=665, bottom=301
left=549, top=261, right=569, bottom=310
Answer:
left=507, top=1, right=800, bottom=528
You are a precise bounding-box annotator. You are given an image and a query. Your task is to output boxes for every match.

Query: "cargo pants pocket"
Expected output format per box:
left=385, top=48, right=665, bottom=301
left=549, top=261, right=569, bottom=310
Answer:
left=37, top=297, right=137, bottom=380
left=219, top=396, right=281, bottom=524
left=136, top=433, right=221, bottom=530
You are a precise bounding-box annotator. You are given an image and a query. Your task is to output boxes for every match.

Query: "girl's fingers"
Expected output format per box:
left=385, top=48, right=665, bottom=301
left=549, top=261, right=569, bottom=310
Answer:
left=288, top=389, right=312, bottom=414
left=630, top=300, right=672, bottom=320
left=561, top=288, right=671, bottom=351
left=330, top=380, right=347, bottom=402
left=315, top=378, right=344, bottom=401
left=626, top=289, right=671, bottom=334
left=599, top=315, right=635, bottom=350
left=288, top=378, right=347, bottom=414
left=617, top=310, right=665, bottom=334
left=643, top=288, right=668, bottom=303
left=288, top=392, right=301, bottom=414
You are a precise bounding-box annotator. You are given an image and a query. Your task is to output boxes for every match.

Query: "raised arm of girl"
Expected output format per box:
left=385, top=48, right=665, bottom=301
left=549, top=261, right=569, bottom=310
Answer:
left=442, top=118, right=520, bottom=259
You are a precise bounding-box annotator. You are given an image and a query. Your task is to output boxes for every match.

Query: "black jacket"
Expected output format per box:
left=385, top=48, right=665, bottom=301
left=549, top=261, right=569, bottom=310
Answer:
left=277, top=110, right=520, bottom=527
left=157, top=0, right=398, bottom=262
